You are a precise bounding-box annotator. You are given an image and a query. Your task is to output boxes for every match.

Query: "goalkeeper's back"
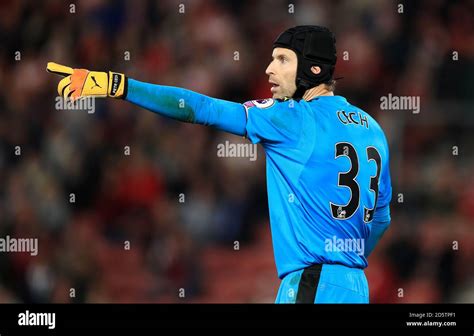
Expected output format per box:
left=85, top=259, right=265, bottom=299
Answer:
left=244, top=95, right=392, bottom=279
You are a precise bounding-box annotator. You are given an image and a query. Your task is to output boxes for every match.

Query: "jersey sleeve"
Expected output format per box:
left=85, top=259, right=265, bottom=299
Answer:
left=243, top=98, right=303, bottom=147
left=126, top=79, right=247, bottom=136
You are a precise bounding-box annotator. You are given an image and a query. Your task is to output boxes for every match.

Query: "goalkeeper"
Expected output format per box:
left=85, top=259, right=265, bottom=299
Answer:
left=47, top=25, right=392, bottom=303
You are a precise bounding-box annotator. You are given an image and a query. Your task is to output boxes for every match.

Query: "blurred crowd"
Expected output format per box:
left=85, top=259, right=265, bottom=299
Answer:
left=0, top=0, right=473, bottom=303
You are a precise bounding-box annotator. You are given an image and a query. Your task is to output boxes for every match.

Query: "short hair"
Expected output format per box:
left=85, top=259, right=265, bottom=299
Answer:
left=324, top=79, right=337, bottom=92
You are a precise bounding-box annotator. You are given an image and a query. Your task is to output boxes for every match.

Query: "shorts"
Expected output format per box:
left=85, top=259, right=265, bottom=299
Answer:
left=275, top=263, right=369, bottom=303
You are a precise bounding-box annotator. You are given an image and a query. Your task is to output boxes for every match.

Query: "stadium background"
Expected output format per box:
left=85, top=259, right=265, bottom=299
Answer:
left=0, top=0, right=473, bottom=303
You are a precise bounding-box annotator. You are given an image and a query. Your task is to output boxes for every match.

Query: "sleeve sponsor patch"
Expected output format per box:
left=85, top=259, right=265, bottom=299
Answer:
left=243, top=98, right=275, bottom=110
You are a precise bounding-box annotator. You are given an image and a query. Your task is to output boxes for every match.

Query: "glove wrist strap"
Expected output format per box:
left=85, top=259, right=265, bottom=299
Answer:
left=108, top=72, right=126, bottom=98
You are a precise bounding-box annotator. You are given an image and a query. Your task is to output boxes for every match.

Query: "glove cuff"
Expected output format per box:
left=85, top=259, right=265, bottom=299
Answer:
left=108, top=72, right=126, bottom=99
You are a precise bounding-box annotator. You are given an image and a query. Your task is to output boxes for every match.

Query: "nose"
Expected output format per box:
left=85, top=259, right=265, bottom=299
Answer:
left=265, top=61, right=274, bottom=76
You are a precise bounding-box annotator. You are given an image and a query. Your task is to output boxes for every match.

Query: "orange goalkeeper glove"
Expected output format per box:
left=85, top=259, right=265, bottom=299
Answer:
left=46, top=62, right=126, bottom=100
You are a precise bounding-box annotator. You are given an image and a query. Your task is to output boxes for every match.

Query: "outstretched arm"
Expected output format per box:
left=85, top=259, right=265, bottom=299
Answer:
left=125, top=79, right=247, bottom=136
left=46, top=62, right=247, bottom=136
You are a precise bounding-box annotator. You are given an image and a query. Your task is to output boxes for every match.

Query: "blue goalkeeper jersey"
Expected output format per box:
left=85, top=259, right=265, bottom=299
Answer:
left=244, top=96, right=392, bottom=279
left=124, top=80, right=392, bottom=281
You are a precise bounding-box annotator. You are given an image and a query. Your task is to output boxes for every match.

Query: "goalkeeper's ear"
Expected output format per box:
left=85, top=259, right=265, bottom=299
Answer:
left=46, top=62, right=74, bottom=77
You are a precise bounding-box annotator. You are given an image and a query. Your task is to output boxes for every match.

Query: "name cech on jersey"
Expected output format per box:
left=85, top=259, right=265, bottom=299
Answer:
left=336, top=110, right=369, bottom=129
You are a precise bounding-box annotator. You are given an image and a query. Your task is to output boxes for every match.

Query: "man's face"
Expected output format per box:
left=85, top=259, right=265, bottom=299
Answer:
left=265, top=47, right=298, bottom=99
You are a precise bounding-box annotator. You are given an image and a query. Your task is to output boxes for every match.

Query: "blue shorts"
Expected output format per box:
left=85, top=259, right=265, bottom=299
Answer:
left=275, top=264, right=369, bottom=303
